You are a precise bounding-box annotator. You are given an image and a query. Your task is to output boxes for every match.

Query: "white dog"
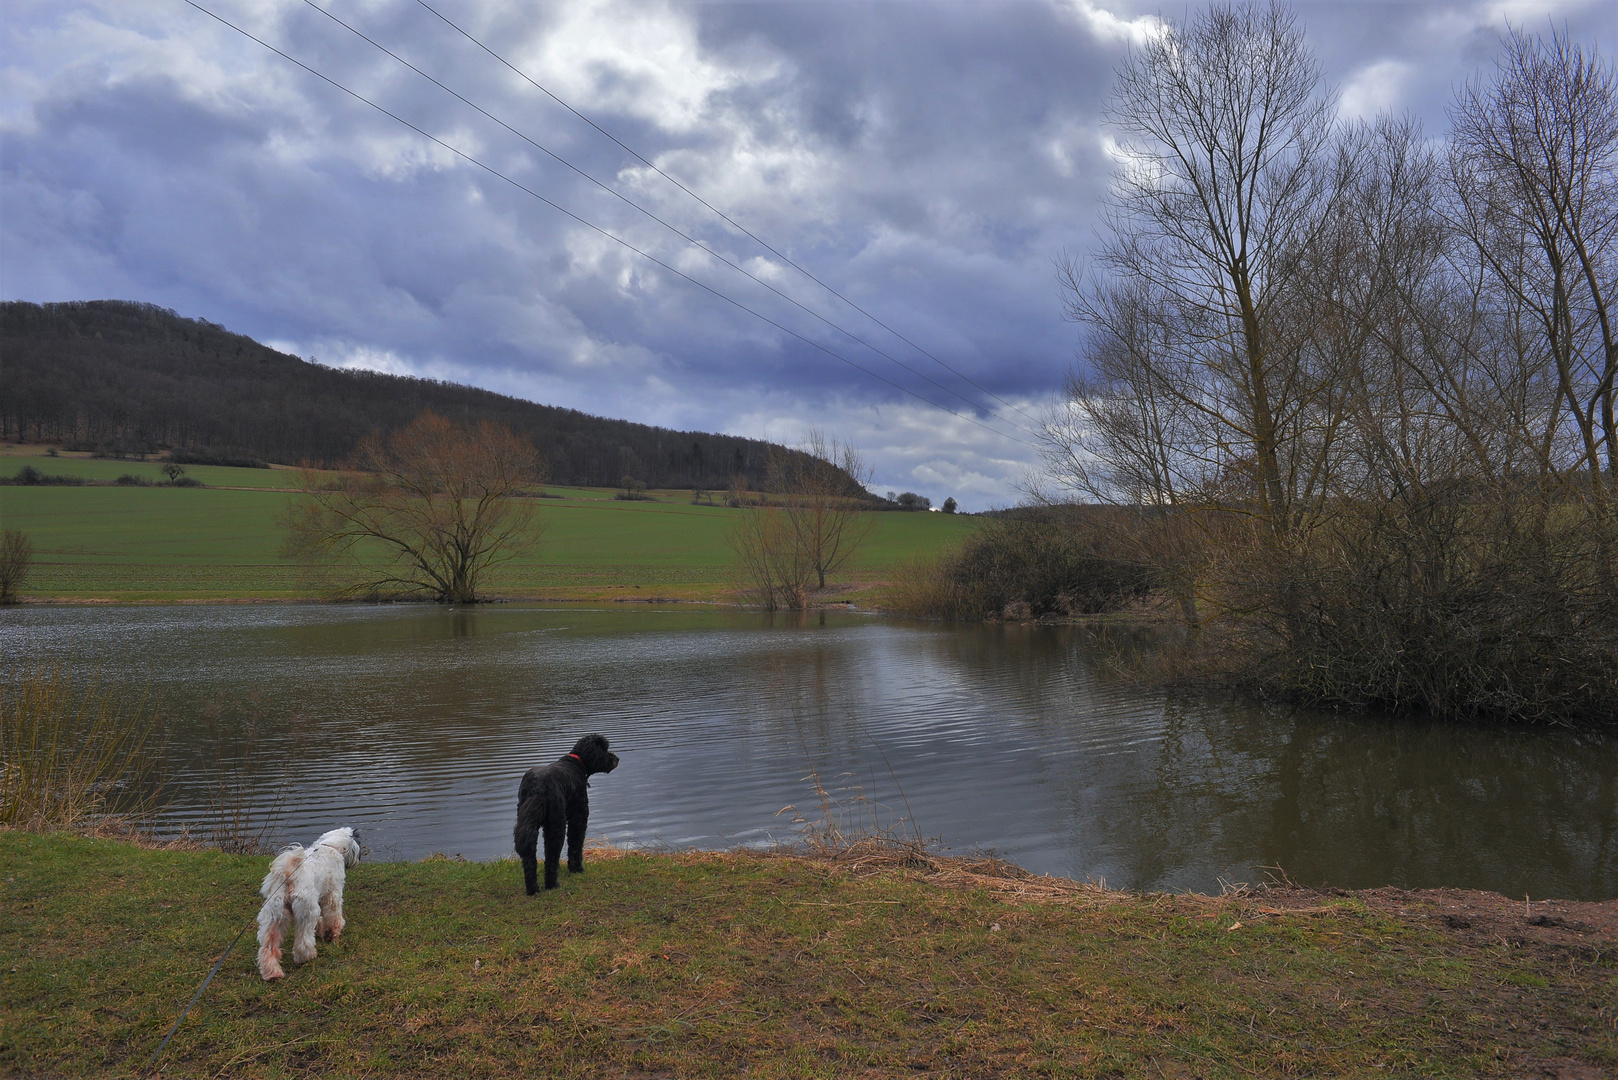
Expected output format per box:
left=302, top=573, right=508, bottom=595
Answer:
left=256, top=827, right=361, bottom=981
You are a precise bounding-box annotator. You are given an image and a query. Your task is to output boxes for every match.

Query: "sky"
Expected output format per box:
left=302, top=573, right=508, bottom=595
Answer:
left=3, top=1, right=1613, bottom=509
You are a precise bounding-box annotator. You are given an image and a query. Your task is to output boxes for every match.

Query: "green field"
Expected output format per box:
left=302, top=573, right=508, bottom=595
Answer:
left=0, top=448, right=978, bottom=602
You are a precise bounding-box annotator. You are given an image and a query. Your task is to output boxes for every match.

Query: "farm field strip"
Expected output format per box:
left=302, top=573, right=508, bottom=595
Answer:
left=0, top=454, right=977, bottom=600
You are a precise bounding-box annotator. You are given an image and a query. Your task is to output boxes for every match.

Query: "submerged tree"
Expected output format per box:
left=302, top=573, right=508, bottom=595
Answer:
left=284, top=411, right=545, bottom=603
left=730, top=431, right=874, bottom=607
left=772, top=430, right=875, bottom=590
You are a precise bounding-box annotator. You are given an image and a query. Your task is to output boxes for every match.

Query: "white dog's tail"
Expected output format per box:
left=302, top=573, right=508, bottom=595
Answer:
left=256, top=844, right=305, bottom=980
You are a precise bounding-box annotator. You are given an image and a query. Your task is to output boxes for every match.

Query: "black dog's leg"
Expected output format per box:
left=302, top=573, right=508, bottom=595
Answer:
left=567, top=808, right=587, bottom=873
left=515, top=799, right=542, bottom=896
left=542, top=819, right=566, bottom=890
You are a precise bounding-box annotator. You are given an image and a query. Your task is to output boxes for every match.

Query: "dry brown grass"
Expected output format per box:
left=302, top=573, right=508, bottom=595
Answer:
left=0, top=664, right=161, bottom=832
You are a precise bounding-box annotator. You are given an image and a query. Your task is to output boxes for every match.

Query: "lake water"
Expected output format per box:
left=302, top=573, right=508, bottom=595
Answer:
left=5, top=603, right=1614, bottom=899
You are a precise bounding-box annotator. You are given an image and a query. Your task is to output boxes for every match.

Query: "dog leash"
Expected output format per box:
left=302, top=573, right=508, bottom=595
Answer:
left=147, top=919, right=254, bottom=1067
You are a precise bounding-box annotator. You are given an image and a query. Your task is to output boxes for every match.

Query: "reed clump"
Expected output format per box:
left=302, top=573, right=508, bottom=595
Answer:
left=0, top=665, right=161, bottom=832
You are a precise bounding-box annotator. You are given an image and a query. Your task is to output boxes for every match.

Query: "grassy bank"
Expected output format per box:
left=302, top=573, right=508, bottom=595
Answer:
left=1, top=831, right=1612, bottom=1078
left=0, top=447, right=977, bottom=603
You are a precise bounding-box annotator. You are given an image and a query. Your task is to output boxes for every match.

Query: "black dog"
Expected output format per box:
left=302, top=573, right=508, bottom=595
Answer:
left=514, top=734, right=620, bottom=894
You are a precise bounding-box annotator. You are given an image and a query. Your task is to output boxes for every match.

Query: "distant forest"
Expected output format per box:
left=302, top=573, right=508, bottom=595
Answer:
left=0, top=300, right=816, bottom=489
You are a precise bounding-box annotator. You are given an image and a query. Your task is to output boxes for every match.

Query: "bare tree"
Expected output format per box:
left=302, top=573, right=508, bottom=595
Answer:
left=284, top=411, right=546, bottom=602
left=771, top=430, right=876, bottom=590
left=1057, top=0, right=1343, bottom=539
left=1447, top=27, right=1618, bottom=592
left=729, top=432, right=874, bottom=608
left=727, top=501, right=813, bottom=611
left=1038, top=5, right=1618, bottom=719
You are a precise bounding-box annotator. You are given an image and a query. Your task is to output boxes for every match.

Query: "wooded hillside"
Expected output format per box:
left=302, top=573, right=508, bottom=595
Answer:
left=0, top=300, right=807, bottom=489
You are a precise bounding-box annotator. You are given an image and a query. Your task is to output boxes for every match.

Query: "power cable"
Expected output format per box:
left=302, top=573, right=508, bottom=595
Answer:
left=415, top=0, right=1047, bottom=430
left=181, top=0, right=1040, bottom=449
left=296, top=0, right=1044, bottom=441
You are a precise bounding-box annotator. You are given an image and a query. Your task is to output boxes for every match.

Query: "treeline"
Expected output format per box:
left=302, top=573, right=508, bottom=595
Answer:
left=0, top=300, right=815, bottom=490
left=901, top=9, right=1615, bottom=724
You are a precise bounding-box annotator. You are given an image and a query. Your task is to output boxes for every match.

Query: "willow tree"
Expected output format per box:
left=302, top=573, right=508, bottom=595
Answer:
left=284, top=411, right=545, bottom=602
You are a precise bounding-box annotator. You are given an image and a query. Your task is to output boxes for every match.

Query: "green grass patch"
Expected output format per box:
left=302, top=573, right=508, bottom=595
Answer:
left=0, top=454, right=979, bottom=601
left=1, top=831, right=1611, bottom=1078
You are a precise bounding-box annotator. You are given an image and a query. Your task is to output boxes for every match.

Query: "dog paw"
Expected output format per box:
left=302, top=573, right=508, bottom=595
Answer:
left=260, top=966, right=285, bottom=981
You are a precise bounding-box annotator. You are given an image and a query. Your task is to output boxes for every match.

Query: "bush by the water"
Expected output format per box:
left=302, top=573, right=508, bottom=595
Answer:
left=883, top=510, right=1154, bottom=620
left=1226, top=487, right=1618, bottom=724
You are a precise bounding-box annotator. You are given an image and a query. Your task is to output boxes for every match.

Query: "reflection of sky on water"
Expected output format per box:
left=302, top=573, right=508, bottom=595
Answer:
left=4, top=603, right=1614, bottom=898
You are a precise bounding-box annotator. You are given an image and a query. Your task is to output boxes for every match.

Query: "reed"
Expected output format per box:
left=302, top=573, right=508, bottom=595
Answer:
left=0, top=665, right=160, bottom=831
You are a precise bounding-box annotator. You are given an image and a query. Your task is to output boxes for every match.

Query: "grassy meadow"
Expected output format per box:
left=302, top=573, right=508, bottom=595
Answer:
left=4, top=830, right=1613, bottom=1079
left=0, top=446, right=978, bottom=602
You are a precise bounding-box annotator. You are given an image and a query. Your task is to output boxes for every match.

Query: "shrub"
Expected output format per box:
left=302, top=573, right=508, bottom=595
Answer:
left=114, top=474, right=152, bottom=487
left=1235, top=487, right=1618, bottom=723
left=0, top=530, right=32, bottom=604
left=882, top=511, right=1156, bottom=620
left=10, top=466, right=83, bottom=486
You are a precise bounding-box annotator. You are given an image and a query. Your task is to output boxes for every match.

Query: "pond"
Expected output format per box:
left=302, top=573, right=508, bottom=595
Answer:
left=4, top=603, right=1614, bottom=899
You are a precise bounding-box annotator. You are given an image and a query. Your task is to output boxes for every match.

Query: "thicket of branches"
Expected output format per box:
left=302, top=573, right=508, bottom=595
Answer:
left=730, top=432, right=875, bottom=610
left=1045, top=4, right=1617, bottom=723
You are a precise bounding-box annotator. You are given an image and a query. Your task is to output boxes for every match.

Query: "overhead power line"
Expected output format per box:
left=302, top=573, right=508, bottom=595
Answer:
left=414, top=0, right=1047, bottom=431
left=181, top=0, right=1040, bottom=450
left=295, top=0, right=1045, bottom=442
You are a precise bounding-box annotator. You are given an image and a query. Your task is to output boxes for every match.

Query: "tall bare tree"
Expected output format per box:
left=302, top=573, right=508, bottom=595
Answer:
left=1058, top=0, right=1342, bottom=539
left=1449, top=27, right=1618, bottom=585
left=284, top=411, right=545, bottom=602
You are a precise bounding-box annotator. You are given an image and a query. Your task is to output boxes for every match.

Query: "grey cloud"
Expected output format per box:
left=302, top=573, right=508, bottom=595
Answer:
left=2, top=0, right=1612, bottom=508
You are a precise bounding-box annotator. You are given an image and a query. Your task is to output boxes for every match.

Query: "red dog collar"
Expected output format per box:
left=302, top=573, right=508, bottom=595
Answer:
left=567, top=753, right=582, bottom=762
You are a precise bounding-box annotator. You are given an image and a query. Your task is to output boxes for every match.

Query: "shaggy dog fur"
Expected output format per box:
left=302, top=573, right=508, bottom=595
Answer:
left=256, top=826, right=362, bottom=980
left=514, top=734, right=620, bottom=894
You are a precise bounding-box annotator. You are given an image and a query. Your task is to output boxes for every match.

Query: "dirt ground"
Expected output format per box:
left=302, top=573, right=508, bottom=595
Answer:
left=1256, top=884, right=1616, bottom=1080
left=1262, top=884, right=1618, bottom=951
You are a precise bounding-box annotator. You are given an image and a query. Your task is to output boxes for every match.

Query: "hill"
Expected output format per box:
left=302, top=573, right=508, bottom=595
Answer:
left=0, top=299, right=815, bottom=489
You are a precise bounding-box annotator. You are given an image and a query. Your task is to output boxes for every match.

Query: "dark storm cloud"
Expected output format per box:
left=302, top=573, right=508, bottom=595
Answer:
left=2, top=0, right=1612, bottom=506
